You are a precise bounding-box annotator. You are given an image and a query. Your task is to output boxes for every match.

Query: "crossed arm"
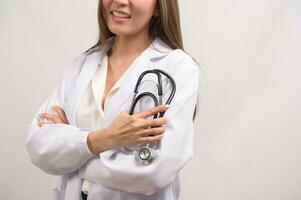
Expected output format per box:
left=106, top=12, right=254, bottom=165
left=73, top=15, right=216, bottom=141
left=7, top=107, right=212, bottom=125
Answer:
left=26, top=56, right=200, bottom=195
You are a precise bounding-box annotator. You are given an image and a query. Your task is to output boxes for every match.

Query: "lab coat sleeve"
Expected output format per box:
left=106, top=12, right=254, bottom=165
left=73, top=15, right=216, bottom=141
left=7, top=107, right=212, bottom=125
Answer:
left=25, top=55, right=94, bottom=175
left=78, top=56, right=200, bottom=195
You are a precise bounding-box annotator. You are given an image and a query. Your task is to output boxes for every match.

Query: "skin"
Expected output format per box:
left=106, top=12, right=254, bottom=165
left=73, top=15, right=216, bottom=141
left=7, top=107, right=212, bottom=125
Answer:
left=38, top=0, right=168, bottom=155
left=102, top=0, right=159, bottom=106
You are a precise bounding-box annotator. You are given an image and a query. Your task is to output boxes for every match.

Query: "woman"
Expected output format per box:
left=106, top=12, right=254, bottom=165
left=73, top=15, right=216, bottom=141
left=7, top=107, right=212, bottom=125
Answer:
left=25, top=0, right=200, bottom=199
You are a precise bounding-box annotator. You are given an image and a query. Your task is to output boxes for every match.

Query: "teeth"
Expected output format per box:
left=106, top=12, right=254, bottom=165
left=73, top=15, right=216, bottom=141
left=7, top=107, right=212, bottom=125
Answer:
left=112, top=11, right=131, bottom=18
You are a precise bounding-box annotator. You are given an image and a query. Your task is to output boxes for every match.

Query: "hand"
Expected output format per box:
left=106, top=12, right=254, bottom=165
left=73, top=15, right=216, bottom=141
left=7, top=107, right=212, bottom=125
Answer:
left=87, top=105, right=169, bottom=154
left=37, top=105, right=69, bottom=127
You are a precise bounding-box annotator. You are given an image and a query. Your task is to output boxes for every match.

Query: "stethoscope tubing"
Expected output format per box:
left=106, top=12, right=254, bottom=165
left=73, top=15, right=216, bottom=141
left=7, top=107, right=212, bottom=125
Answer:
left=123, top=69, right=176, bottom=165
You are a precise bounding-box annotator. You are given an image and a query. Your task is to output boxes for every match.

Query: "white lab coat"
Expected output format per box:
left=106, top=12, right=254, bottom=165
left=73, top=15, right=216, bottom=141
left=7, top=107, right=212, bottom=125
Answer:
left=25, top=37, right=200, bottom=200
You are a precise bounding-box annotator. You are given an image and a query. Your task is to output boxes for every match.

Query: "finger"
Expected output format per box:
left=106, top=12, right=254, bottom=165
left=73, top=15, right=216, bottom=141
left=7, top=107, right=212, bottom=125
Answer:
left=36, top=122, right=51, bottom=127
left=140, top=117, right=167, bottom=129
left=137, top=134, right=164, bottom=144
left=133, top=104, right=169, bottom=118
left=136, top=126, right=166, bottom=137
left=52, top=106, right=69, bottom=124
left=39, top=113, right=62, bottom=123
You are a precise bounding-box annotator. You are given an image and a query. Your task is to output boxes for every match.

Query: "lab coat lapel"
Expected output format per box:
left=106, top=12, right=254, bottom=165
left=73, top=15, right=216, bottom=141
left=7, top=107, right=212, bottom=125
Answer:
left=101, top=50, right=151, bottom=127
left=66, top=52, right=100, bottom=126
left=66, top=39, right=114, bottom=126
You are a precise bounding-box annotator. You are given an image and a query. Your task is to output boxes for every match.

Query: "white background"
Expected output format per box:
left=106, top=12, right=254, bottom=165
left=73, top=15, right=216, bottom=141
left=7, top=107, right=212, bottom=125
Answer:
left=0, top=0, right=300, bottom=199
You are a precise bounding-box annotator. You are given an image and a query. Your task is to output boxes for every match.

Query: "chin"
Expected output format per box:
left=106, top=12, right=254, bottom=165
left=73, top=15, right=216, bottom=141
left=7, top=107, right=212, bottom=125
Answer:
left=109, top=23, right=145, bottom=35
left=110, top=29, right=139, bottom=38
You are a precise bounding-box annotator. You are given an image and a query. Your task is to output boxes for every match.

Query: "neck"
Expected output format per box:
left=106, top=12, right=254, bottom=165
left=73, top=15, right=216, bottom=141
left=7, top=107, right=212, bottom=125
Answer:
left=109, top=32, right=152, bottom=59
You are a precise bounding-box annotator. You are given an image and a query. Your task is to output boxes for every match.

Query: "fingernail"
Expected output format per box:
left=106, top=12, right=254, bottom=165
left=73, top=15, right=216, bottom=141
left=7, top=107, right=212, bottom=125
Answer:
left=165, top=104, right=170, bottom=109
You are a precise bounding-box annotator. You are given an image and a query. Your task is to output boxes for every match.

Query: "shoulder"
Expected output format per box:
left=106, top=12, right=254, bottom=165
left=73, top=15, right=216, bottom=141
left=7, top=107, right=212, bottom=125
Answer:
left=64, top=49, right=100, bottom=79
left=150, top=38, right=200, bottom=72
left=168, top=49, right=199, bottom=71
left=65, top=52, right=87, bottom=75
left=152, top=48, right=200, bottom=76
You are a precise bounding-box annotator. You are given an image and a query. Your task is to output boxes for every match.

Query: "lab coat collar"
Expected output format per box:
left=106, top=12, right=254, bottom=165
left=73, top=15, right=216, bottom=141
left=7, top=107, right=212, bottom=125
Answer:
left=146, top=37, right=173, bottom=63
left=94, top=36, right=173, bottom=67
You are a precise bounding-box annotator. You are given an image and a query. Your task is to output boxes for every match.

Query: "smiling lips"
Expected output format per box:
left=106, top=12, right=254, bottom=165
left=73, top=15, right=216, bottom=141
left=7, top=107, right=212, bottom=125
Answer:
left=111, top=10, right=131, bottom=19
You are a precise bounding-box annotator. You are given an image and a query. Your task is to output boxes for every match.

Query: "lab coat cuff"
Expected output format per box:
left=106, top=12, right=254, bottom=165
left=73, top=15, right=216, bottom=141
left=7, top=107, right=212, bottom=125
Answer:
left=78, top=129, right=95, bottom=159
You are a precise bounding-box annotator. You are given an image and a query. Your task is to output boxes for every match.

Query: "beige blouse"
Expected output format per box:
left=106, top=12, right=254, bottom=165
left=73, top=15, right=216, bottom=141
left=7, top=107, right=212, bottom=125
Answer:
left=76, top=54, right=138, bottom=194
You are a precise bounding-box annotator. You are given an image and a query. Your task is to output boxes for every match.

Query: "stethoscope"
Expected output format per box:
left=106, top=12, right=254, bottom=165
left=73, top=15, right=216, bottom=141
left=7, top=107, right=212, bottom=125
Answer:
left=122, top=69, right=176, bottom=166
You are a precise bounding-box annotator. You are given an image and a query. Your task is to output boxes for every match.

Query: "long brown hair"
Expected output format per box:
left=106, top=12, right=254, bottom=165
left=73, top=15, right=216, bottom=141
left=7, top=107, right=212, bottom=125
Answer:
left=86, top=0, right=183, bottom=52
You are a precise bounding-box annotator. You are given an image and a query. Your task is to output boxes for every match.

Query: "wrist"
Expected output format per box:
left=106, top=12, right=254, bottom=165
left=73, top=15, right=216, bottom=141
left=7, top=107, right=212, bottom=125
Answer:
left=87, top=129, right=110, bottom=154
left=87, top=131, right=97, bottom=154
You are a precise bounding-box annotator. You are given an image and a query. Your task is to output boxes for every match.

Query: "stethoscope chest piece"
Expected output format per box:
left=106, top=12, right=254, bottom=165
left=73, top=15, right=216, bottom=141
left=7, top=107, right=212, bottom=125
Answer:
left=135, top=146, right=156, bottom=166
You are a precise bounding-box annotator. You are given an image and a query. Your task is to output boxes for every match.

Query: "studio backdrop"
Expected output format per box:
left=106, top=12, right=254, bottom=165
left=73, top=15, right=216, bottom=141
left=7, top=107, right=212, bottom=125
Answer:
left=0, top=0, right=300, bottom=199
